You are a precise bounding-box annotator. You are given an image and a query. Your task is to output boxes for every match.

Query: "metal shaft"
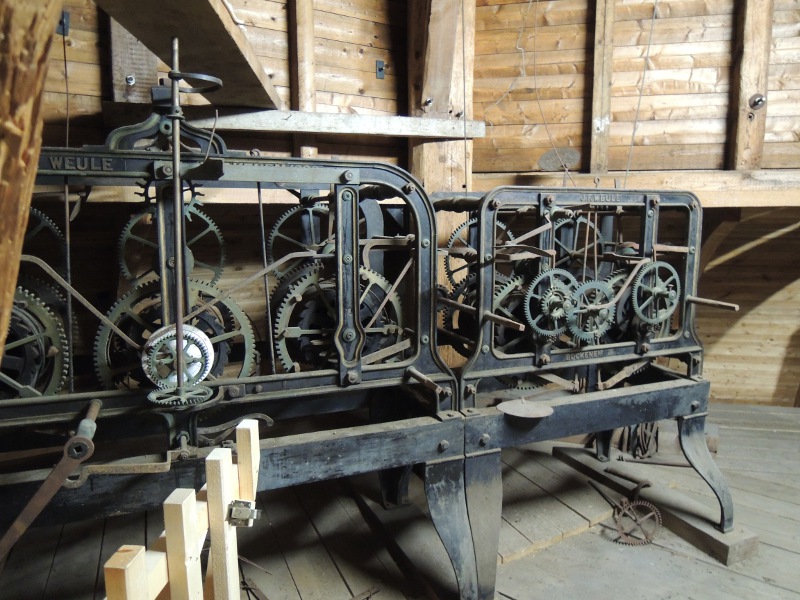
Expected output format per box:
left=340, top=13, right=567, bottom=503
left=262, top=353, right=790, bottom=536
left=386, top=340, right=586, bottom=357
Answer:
left=171, top=37, right=186, bottom=392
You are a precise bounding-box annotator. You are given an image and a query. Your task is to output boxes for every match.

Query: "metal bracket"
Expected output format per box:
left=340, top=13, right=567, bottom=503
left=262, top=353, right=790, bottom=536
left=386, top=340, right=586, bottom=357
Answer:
left=228, top=499, right=263, bottom=527
left=56, top=10, right=70, bottom=36
left=376, top=60, right=385, bottom=79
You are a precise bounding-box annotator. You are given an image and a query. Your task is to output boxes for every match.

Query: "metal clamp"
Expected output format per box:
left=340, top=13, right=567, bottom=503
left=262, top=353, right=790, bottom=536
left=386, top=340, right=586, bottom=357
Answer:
left=228, top=499, right=263, bottom=527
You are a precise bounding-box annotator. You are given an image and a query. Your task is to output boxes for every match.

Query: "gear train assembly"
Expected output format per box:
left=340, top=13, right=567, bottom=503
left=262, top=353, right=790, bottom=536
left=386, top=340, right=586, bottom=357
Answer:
left=0, top=55, right=739, bottom=599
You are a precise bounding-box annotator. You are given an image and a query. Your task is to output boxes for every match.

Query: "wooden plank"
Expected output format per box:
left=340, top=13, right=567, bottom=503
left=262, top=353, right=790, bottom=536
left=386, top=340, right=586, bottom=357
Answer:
left=110, top=18, right=158, bottom=104
left=94, top=0, right=282, bottom=109
left=589, top=0, right=615, bottom=173
left=295, top=482, right=408, bottom=599
left=205, top=448, right=239, bottom=600
left=105, top=545, right=148, bottom=600
left=507, top=446, right=614, bottom=526
left=472, top=170, right=800, bottom=208
left=44, top=519, right=105, bottom=599
left=727, top=0, right=774, bottom=169
left=163, top=488, right=204, bottom=600
left=0, top=0, right=63, bottom=358
left=0, top=524, right=62, bottom=600
left=261, top=487, right=352, bottom=600
left=188, top=110, right=485, bottom=138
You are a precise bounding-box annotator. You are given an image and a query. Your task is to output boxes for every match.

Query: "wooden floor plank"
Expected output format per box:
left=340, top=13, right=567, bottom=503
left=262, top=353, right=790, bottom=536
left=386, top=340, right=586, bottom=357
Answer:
left=721, top=469, right=800, bottom=503
left=261, top=487, right=352, bottom=600
left=0, top=524, right=63, bottom=600
left=507, top=447, right=614, bottom=526
left=239, top=492, right=302, bottom=600
left=712, top=456, right=800, bottom=476
left=295, top=481, right=409, bottom=600
left=43, top=519, right=105, bottom=600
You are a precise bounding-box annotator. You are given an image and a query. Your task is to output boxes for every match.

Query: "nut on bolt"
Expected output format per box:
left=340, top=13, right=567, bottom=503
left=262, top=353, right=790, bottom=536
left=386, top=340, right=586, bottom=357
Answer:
left=346, top=370, right=359, bottom=384
left=343, top=329, right=356, bottom=342
left=438, top=440, right=450, bottom=452
left=479, top=433, right=491, bottom=446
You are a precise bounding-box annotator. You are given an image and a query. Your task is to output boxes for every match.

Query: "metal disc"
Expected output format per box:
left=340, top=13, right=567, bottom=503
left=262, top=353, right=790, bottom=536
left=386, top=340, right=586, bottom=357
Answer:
left=496, top=399, right=555, bottom=419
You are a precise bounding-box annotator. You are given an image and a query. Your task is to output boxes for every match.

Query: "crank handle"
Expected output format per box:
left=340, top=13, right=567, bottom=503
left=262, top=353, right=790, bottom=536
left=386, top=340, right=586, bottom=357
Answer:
left=685, top=295, right=739, bottom=312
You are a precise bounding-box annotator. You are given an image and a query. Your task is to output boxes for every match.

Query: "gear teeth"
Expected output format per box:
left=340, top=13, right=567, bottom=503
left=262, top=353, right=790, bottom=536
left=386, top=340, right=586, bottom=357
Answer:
left=566, top=280, right=616, bottom=343
left=444, top=218, right=515, bottom=289
left=523, top=268, right=578, bottom=338
left=267, top=204, right=330, bottom=278
left=2, top=286, right=70, bottom=398
left=613, top=500, right=662, bottom=545
left=632, top=261, right=681, bottom=326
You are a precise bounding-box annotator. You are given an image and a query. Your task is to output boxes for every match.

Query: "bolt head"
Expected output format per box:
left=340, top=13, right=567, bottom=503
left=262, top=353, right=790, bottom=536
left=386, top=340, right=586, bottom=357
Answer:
left=479, top=433, right=491, bottom=446
left=125, top=74, right=136, bottom=85
left=438, top=440, right=450, bottom=452
left=346, top=370, right=359, bottom=383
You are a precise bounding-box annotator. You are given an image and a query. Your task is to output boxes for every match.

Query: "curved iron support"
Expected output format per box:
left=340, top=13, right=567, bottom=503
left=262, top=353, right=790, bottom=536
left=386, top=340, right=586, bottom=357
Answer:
left=465, top=451, right=503, bottom=600
left=424, top=458, right=478, bottom=599
left=678, top=413, right=734, bottom=532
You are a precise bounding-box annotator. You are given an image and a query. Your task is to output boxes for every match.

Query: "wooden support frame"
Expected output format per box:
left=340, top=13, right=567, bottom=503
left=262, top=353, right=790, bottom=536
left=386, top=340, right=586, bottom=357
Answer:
left=103, top=420, right=261, bottom=600
left=109, top=18, right=159, bottom=105
left=95, top=0, right=282, bottom=109
left=589, top=0, right=615, bottom=173
left=727, top=0, right=774, bottom=170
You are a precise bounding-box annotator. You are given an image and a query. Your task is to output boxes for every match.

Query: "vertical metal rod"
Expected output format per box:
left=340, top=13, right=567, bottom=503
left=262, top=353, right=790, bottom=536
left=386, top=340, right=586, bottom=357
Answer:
left=257, top=183, right=277, bottom=374
left=171, top=37, right=185, bottom=392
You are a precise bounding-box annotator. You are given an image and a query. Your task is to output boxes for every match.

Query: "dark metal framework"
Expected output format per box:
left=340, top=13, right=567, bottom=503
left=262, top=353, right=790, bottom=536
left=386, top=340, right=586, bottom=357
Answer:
left=0, top=85, right=735, bottom=599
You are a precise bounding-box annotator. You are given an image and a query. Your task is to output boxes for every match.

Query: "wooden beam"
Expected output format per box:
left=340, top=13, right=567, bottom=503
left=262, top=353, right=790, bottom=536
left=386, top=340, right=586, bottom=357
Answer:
left=95, top=0, right=282, bottom=109
left=473, top=170, right=800, bottom=208
left=419, top=0, right=462, bottom=117
left=289, top=0, right=317, bottom=158
left=589, top=0, right=615, bottom=173
left=0, top=0, right=64, bottom=359
left=727, top=0, right=774, bottom=170
left=188, top=110, right=485, bottom=138
left=109, top=18, right=158, bottom=104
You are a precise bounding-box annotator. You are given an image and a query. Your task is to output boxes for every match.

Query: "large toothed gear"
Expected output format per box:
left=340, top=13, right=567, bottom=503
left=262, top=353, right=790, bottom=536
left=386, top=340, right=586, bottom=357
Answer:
left=632, top=261, right=681, bottom=326
left=141, top=324, right=215, bottom=388
left=552, top=216, right=605, bottom=271
left=94, top=280, right=256, bottom=390
left=267, top=204, right=331, bottom=279
left=22, top=207, right=67, bottom=277
left=566, top=280, right=616, bottom=343
left=273, top=264, right=405, bottom=372
left=614, top=499, right=662, bottom=545
left=445, top=218, right=515, bottom=288
left=1, top=287, right=69, bottom=399
left=118, top=203, right=226, bottom=286
left=523, top=269, right=578, bottom=338
left=492, top=275, right=529, bottom=353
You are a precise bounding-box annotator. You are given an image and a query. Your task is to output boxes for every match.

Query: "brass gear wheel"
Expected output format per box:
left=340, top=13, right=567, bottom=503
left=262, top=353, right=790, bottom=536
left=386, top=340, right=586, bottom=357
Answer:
left=141, top=324, right=215, bottom=388
left=272, top=264, right=405, bottom=372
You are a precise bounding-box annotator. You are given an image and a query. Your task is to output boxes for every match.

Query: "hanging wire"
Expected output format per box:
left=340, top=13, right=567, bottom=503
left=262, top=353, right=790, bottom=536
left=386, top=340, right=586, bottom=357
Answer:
left=623, top=0, right=660, bottom=188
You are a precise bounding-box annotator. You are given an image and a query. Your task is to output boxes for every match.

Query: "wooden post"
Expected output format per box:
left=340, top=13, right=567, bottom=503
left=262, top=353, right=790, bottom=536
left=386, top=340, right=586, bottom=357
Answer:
left=589, top=0, right=615, bottom=173
left=104, top=545, right=149, bottom=600
left=205, top=448, right=239, bottom=600
left=0, top=0, right=64, bottom=357
left=163, top=488, right=204, bottom=600
left=236, top=419, right=261, bottom=502
left=289, top=0, right=317, bottom=158
left=409, top=0, right=475, bottom=367
left=727, top=0, right=774, bottom=170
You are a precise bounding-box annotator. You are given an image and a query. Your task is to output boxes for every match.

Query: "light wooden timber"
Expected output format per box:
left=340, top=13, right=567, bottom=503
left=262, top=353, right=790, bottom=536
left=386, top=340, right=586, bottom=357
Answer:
left=473, top=170, right=800, bottom=208
left=0, top=0, right=64, bottom=358
left=289, top=0, right=317, bottom=158
left=727, top=0, right=774, bottom=169
left=110, top=18, right=158, bottom=104
left=94, top=0, right=282, bottom=109
left=589, top=0, right=615, bottom=173
left=419, top=0, right=462, bottom=117
left=189, top=110, right=485, bottom=138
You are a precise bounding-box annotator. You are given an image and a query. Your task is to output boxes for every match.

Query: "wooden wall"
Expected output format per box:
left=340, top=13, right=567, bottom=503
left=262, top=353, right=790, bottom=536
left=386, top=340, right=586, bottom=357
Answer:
left=474, top=0, right=800, bottom=174
left=41, top=0, right=407, bottom=163
left=697, top=208, right=800, bottom=407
